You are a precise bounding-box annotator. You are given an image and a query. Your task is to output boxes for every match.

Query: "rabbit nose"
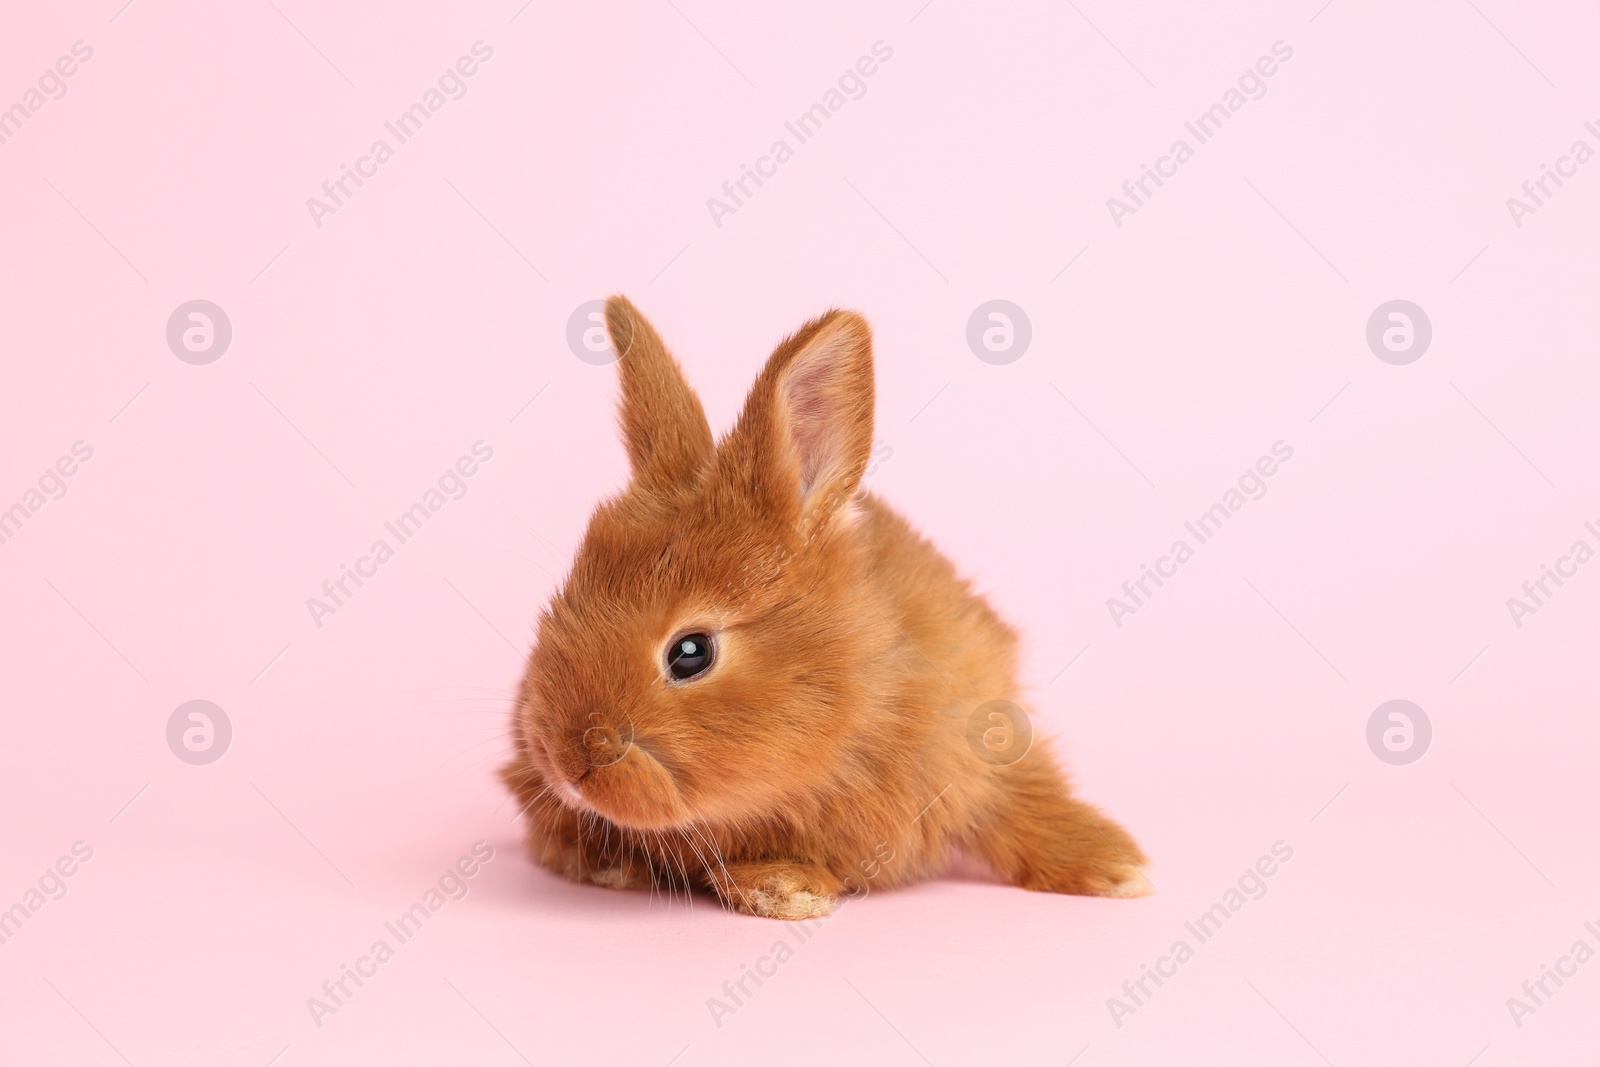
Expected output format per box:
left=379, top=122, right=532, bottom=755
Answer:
left=581, top=710, right=633, bottom=769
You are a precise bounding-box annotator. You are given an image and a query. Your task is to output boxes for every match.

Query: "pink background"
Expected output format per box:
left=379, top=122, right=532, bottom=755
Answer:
left=2, top=0, right=1597, bottom=1064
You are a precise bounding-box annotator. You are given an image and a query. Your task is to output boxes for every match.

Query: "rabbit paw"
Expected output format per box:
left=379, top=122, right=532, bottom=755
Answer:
left=526, top=826, right=653, bottom=891
left=972, top=766, right=1153, bottom=899
left=1089, top=864, right=1156, bottom=898
left=583, top=864, right=654, bottom=891
left=712, top=861, right=842, bottom=920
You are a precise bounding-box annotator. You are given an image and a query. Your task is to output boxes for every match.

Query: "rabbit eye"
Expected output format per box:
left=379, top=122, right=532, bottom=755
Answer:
left=667, top=633, right=713, bottom=680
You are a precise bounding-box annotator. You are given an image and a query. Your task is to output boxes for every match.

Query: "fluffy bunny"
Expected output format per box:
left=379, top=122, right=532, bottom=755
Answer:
left=501, top=297, right=1149, bottom=919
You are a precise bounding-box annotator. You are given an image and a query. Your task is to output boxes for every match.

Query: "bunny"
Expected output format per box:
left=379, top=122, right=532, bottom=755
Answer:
left=501, top=297, right=1149, bottom=919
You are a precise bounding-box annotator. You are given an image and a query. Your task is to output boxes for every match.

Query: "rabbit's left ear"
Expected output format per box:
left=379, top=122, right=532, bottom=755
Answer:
left=604, top=296, right=714, bottom=497
left=721, top=309, right=875, bottom=533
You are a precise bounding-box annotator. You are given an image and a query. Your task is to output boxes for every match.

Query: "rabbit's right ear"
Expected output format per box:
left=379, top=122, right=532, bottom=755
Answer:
left=604, top=296, right=715, bottom=497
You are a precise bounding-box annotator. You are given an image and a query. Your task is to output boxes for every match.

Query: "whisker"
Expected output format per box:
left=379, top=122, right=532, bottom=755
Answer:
left=419, top=713, right=512, bottom=723
left=656, top=831, right=688, bottom=910
left=648, top=832, right=671, bottom=908
left=511, top=784, right=554, bottom=823
left=646, top=833, right=664, bottom=907
left=668, top=834, right=696, bottom=909
left=686, top=815, right=744, bottom=913
left=413, top=684, right=521, bottom=695
left=429, top=734, right=512, bottom=772
left=454, top=748, right=516, bottom=775
left=677, top=827, right=711, bottom=892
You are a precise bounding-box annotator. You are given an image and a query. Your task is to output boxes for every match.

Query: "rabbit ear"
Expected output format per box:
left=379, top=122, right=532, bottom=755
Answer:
left=604, top=296, right=714, bottom=496
left=721, top=309, right=875, bottom=531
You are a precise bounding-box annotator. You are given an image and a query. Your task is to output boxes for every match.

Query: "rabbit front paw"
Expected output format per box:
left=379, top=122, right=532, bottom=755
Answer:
left=710, top=861, right=842, bottom=920
left=580, top=862, right=654, bottom=891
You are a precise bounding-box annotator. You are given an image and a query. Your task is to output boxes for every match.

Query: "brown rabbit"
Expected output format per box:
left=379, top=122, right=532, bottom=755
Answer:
left=500, top=296, right=1149, bottom=919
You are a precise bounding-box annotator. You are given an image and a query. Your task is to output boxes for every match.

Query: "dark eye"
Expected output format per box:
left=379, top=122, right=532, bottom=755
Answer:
left=667, top=632, right=713, bottom=680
